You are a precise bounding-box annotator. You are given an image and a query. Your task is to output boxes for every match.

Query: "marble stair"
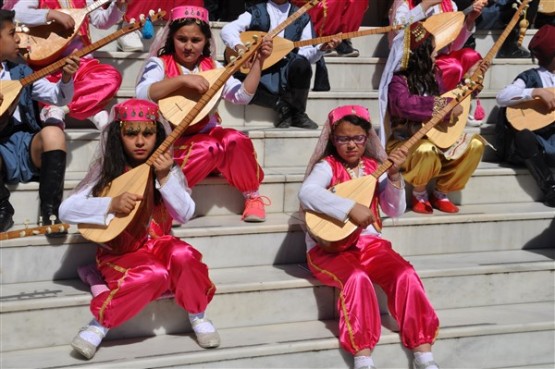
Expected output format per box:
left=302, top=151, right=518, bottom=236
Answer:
left=1, top=24, right=554, bottom=369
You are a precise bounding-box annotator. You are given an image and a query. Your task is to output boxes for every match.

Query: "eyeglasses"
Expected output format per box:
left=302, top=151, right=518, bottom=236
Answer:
left=333, top=135, right=368, bottom=145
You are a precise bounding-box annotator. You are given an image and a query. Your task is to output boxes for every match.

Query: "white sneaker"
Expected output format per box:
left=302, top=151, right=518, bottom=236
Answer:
left=117, top=29, right=143, bottom=52
left=90, top=111, right=109, bottom=130
left=40, top=106, right=66, bottom=128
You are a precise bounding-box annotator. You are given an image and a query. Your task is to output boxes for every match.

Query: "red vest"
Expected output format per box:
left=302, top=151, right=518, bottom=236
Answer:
left=323, top=155, right=383, bottom=232
left=160, top=54, right=219, bottom=135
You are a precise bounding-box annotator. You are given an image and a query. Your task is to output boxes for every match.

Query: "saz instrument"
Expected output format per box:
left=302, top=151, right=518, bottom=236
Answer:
left=224, top=23, right=404, bottom=74
left=18, top=0, right=111, bottom=67
left=305, top=0, right=532, bottom=253
left=78, top=33, right=269, bottom=244
left=506, top=87, right=555, bottom=131
left=0, top=223, right=69, bottom=241
left=0, top=11, right=165, bottom=132
left=159, top=0, right=321, bottom=127
left=425, top=0, right=532, bottom=149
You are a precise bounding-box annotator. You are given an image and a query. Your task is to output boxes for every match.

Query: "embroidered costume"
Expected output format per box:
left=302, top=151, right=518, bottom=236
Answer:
left=298, top=105, right=439, bottom=361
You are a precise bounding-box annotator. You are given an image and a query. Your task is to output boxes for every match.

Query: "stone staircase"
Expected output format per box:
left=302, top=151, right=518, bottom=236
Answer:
left=1, top=25, right=554, bottom=369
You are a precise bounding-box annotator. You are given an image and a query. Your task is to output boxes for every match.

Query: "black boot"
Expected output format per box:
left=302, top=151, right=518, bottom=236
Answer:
left=497, top=28, right=531, bottom=58
left=0, top=177, right=14, bottom=232
left=274, top=100, right=293, bottom=128
left=39, top=150, right=68, bottom=237
left=523, top=152, right=555, bottom=207
left=313, top=58, right=330, bottom=92
left=284, top=88, right=318, bottom=130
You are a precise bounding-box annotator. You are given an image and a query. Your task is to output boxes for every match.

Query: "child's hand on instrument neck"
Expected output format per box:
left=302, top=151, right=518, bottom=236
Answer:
left=153, top=151, right=175, bottom=187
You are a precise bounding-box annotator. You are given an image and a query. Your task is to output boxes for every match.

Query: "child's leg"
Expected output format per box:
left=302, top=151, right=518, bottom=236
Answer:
left=173, top=134, right=223, bottom=188
left=90, top=247, right=171, bottom=329
left=307, top=247, right=381, bottom=356
left=361, top=238, right=439, bottom=351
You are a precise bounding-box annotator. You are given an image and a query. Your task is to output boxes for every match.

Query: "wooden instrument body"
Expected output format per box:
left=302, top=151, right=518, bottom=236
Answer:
left=158, top=68, right=226, bottom=127
left=78, top=164, right=153, bottom=244
left=421, top=11, right=465, bottom=52
left=304, top=175, right=378, bottom=252
left=506, top=88, right=555, bottom=131
left=538, top=0, right=555, bottom=14
left=425, top=88, right=471, bottom=148
left=0, top=223, right=69, bottom=240
left=0, top=79, right=24, bottom=131
left=18, top=8, right=89, bottom=67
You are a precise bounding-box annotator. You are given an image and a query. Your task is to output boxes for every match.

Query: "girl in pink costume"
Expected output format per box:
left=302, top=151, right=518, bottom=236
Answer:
left=298, top=105, right=440, bottom=369
left=60, top=99, right=219, bottom=360
left=11, top=0, right=124, bottom=128
left=136, top=4, right=273, bottom=222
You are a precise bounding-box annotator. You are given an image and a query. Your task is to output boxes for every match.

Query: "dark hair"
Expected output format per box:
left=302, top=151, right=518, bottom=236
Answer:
left=92, top=121, right=167, bottom=202
left=158, top=18, right=212, bottom=57
left=398, top=36, right=440, bottom=96
left=0, top=9, right=15, bottom=31
left=324, top=114, right=372, bottom=157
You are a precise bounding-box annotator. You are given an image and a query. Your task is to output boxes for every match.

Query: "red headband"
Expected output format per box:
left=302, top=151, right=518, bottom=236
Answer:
left=329, top=105, right=371, bottom=127
left=113, top=99, right=159, bottom=123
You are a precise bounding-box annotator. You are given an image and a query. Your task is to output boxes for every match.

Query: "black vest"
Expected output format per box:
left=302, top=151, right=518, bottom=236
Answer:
left=1, top=62, right=41, bottom=138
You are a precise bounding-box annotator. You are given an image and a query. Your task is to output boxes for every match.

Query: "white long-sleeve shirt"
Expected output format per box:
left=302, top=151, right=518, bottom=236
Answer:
left=13, top=0, right=125, bottom=55
left=0, top=61, right=74, bottom=123
left=60, top=166, right=195, bottom=226
left=220, top=0, right=323, bottom=64
left=496, top=67, right=555, bottom=107
left=298, top=160, right=406, bottom=250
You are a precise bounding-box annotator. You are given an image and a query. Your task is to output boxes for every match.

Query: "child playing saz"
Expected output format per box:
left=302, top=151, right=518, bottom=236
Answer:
left=298, top=105, right=440, bottom=369
left=59, top=99, right=219, bottom=360
left=136, top=4, right=273, bottom=222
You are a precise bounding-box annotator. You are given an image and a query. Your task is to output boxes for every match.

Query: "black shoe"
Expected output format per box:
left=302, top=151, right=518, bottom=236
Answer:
left=275, top=101, right=293, bottom=128
left=0, top=199, right=14, bottom=232
left=335, top=39, right=359, bottom=57
left=291, top=111, right=318, bottom=129
left=497, top=45, right=531, bottom=58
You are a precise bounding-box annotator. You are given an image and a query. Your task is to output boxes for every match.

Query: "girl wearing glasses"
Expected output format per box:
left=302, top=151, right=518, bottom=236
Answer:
left=298, top=105, right=440, bottom=369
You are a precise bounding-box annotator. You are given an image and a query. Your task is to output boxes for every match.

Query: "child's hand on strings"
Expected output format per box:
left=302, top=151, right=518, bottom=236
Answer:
left=181, top=74, right=210, bottom=94
left=256, top=38, right=273, bottom=63
left=348, top=203, right=375, bottom=229
left=448, top=104, right=464, bottom=125
left=153, top=151, right=174, bottom=186
left=109, top=192, right=144, bottom=216
left=533, top=88, right=555, bottom=111
left=47, top=10, right=75, bottom=30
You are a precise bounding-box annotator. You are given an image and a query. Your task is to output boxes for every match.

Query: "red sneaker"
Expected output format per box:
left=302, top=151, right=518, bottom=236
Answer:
left=242, top=195, right=271, bottom=222
left=430, top=194, right=459, bottom=213
left=411, top=195, right=433, bottom=214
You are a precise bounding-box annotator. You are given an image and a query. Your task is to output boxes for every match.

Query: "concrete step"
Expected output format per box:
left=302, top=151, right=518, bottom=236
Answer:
left=5, top=159, right=550, bottom=226
left=1, top=301, right=553, bottom=368
left=1, top=249, right=553, bottom=351
left=94, top=22, right=537, bottom=61
left=94, top=48, right=538, bottom=94
left=2, top=203, right=554, bottom=283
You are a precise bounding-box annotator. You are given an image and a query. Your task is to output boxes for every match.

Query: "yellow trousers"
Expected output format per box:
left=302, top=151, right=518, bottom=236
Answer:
left=386, top=137, right=484, bottom=192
